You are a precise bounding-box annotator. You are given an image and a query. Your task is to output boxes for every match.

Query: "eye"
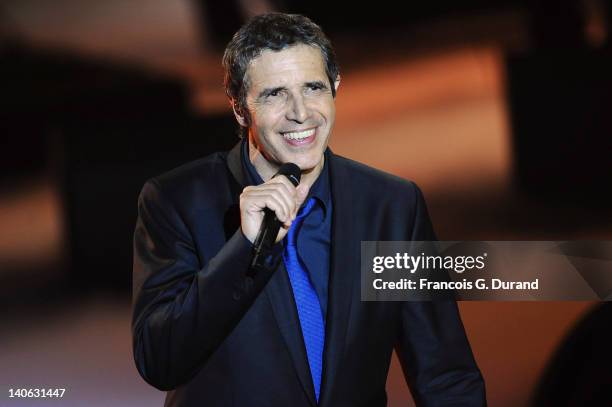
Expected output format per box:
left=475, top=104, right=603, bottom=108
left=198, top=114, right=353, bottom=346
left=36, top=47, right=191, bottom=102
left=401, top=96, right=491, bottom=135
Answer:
left=308, top=84, right=323, bottom=91
left=269, top=90, right=280, bottom=97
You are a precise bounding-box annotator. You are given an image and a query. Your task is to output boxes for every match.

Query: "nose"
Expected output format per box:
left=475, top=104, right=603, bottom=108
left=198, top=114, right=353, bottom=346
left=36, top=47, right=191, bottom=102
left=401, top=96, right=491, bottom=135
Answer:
left=286, top=93, right=309, bottom=123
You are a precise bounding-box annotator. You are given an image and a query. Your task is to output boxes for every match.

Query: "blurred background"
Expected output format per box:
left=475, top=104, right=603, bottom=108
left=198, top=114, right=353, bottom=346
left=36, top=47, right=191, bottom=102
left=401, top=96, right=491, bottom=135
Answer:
left=1, top=0, right=611, bottom=406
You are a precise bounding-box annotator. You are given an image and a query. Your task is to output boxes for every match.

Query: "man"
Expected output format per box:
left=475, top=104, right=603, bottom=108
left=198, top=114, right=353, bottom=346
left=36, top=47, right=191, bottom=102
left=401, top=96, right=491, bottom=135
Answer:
left=132, top=13, right=486, bottom=406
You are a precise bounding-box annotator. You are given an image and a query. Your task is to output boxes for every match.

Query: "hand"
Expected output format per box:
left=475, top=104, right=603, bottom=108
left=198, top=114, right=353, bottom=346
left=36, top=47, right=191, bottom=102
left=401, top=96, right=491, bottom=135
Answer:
left=240, top=176, right=309, bottom=244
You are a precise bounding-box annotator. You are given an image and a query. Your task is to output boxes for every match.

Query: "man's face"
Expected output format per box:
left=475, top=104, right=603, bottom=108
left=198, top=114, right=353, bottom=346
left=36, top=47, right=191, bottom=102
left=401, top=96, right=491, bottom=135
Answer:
left=237, top=44, right=339, bottom=179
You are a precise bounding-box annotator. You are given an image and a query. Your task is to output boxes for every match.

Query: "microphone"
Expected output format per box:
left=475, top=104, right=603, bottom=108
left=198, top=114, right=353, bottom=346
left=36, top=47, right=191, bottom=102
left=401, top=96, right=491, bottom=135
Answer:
left=250, top=163, right=301, bottom=271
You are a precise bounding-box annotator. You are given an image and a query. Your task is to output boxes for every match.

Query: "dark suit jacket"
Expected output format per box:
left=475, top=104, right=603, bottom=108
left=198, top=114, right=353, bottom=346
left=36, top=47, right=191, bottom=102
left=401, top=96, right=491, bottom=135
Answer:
left=132, top=143, right=486, bottom=406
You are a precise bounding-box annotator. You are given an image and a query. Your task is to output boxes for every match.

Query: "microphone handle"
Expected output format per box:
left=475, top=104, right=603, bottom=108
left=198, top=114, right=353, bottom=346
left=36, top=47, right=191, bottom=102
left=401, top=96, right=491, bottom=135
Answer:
left=250, top=208, right=281, bottom=272
left=248, top=163, right=300, bottom=273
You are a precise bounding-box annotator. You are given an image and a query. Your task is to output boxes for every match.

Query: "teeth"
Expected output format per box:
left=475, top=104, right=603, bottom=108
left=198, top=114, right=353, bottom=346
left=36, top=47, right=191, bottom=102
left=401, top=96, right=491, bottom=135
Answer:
left=283, top=128, right=315, bottom=140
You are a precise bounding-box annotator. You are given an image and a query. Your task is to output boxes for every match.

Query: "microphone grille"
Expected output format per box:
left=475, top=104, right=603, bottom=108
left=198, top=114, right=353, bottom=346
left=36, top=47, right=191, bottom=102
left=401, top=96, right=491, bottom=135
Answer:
left=275, top=163, right=301, bottom=186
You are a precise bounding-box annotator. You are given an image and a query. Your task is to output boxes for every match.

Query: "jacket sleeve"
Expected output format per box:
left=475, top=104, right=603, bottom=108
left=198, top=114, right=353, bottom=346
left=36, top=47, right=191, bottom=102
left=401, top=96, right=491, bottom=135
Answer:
left=131, top=179, right=281, bottom=390
left=395, top=184, right=487, bottom=406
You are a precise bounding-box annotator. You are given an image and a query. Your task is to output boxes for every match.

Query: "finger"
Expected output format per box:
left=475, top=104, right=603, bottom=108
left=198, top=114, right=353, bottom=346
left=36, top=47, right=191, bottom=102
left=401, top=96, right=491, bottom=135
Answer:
left=268, top=173, right=299, bottom=191
left=245, top=190, right=292, bottom=221
left=267, top=176, right=298, bottom=200
left=296, top=184, right=310, bottom=205
left=259, top=194, right=289, bottom=222
left=267, top=192, right=292, bottom=222
left=247, top=184, right=295, bottom=203
left=253, top=184, right=298, bottom=217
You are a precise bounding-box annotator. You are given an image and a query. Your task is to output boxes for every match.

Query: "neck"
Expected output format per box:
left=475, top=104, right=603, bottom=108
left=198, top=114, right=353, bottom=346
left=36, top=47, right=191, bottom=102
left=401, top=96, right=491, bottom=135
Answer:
left=248, top=139, right=323, bottom=189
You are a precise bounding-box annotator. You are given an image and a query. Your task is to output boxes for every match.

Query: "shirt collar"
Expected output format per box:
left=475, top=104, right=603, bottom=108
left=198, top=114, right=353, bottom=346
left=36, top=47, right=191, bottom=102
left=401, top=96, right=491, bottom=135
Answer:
left=241, top=139, right=330, bottom=216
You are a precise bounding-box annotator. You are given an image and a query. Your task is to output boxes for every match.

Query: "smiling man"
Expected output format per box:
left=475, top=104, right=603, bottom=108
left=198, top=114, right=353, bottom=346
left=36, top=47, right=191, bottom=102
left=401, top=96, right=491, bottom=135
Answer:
left=236, top=43, right=337, bottom=181
left=132, top=13, right=486, bottom=407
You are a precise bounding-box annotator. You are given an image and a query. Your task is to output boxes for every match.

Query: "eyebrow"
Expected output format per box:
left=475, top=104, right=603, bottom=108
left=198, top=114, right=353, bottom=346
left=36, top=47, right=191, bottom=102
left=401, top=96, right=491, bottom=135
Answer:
left=258, top=86, right=285, bottom=100
left=305, top=80, right=329, bottom=90
left=257, top=80, right=330, bottom=100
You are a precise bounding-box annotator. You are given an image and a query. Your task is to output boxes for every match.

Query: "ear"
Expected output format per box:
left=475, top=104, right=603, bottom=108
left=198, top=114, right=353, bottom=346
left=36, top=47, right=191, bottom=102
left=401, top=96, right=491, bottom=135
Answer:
left=333, top=75, right=341, bottom=94
left=231, top=101, right=248, bottom=127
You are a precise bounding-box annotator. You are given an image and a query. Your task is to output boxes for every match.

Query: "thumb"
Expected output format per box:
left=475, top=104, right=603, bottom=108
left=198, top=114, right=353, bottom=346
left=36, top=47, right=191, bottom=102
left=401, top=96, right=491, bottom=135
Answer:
left=296, top=184, right=309, bottom=205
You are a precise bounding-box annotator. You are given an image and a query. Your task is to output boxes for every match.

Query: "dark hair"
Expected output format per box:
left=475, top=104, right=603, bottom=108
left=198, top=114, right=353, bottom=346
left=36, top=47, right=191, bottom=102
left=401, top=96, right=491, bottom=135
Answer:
left=222, top=13, right=340, bottom=137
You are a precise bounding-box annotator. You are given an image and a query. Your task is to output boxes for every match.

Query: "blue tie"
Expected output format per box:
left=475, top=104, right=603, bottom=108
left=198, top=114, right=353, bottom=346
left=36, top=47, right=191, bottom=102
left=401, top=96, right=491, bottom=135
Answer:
left=283, top=197, right=325, bottom=402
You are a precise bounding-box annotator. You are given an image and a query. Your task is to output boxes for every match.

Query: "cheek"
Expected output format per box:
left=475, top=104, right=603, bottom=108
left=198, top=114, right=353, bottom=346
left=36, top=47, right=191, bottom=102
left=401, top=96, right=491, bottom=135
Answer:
left=256, top=109, right=284, bottom=131
left=321, top=106, right=336, bottom=128
left=251, top=116, right=275, bottom=140
left=317, top=99, right=335, bottom=118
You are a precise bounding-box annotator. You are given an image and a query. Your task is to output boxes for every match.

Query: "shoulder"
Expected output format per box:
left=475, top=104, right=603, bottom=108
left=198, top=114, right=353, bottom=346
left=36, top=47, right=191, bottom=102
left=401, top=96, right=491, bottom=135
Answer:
left=330, top=153, right=436, bottom=239
left=329, top=153, right=423, bottom=201
left=155, top=151, right=229, bottom=190
left=139, top=150, right=233, bottom=210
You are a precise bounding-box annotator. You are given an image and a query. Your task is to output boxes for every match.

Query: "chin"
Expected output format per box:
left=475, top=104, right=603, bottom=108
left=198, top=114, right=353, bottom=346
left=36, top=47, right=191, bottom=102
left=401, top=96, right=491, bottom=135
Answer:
left=293, top=156, right=322, bottom=173
left=270, top=142, right=327, bottom=172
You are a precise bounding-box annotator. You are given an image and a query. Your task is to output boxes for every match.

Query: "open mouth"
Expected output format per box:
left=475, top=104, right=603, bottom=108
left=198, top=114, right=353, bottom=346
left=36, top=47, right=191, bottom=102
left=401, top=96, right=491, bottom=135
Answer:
left=281, top=128, right=316, bottom=146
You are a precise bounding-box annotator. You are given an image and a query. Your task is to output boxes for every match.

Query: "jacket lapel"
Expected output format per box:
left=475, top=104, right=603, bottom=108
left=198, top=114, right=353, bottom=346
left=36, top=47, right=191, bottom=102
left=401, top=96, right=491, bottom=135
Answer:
left=265, top=261, right=318, bottom=406
left=226, top=142, right=247, bottom=188
left=318, top=151, right=358, bottom=406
